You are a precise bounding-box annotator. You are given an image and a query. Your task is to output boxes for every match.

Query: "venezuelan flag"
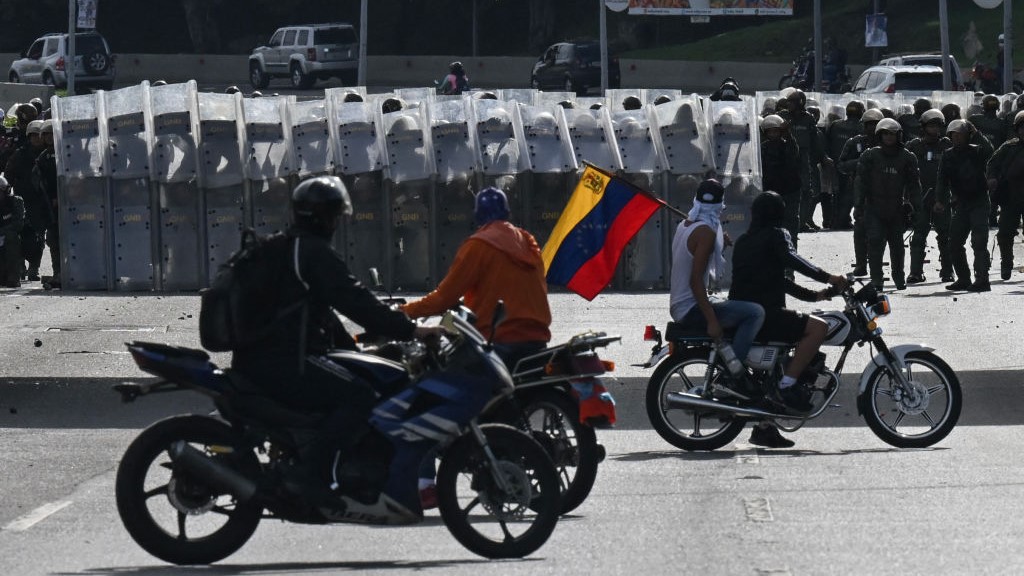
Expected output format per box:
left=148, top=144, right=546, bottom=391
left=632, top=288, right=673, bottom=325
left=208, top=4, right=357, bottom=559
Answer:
left=542, top=165, right=662, bottom=300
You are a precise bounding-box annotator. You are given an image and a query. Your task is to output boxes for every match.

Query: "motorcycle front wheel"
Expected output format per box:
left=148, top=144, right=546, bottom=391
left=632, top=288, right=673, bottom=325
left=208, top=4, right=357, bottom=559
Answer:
left=436, top=424, right=560, bottom=559
left=115, top=415, right=263, bottom=565
left=858, top=351, right=962, bottom=448
left=645, top=350, right=747, bottom=451
left=519, top=389, right=600, bottom=515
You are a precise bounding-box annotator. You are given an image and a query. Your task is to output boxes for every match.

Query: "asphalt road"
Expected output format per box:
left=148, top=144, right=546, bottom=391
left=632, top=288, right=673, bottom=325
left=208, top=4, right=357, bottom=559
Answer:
left=1, top=228, right=1023, bottom=574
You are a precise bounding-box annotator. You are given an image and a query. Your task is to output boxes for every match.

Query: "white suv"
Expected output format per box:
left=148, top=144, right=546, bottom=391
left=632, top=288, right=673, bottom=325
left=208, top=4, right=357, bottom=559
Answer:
left=9, top=32, right=116, bottom=93
left=248, top=23, right=359, bottom=90
left=852, top=64, right=946, bottom=97
left=878, top=53, right=965, bottom=90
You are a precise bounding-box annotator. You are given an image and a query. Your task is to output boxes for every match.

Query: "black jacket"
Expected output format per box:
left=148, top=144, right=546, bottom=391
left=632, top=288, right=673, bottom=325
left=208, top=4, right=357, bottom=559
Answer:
left=728, top=225, right=831, bottom=310
left=232, top=228, right=416, bottom=377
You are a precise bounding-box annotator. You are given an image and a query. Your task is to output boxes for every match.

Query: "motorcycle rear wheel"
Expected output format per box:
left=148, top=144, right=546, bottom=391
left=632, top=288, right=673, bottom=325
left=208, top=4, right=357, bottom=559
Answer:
left=519, top=389, right=600, bottom=514
left=115, top=415, right=263, bottom=565
left=436, top=424, right=560, bottom=558
left=858, top=351, right=962, bottom=448
left=646, top=350, right=747, bottom=451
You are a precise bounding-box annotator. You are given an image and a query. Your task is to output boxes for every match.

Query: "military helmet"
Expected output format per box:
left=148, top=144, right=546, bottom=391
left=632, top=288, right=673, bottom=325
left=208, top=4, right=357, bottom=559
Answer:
left=761, top=114, right=785, bottom=130
left=26, top=120, right=44, bottom=135
left=786, top=88, right=807, bottom=108
left=920, top=109, right=945, bottom=126
left=946, top=119, right=972, bottom=135
left=861, top=108, right=885, bottom=124
left=875, top=118, right=902, bottom=135
left=982, top=94, right=1000, bottom=111
left=1013, top=110, right=1024, bottom=129
left=845, top=100, right=865, bottom=118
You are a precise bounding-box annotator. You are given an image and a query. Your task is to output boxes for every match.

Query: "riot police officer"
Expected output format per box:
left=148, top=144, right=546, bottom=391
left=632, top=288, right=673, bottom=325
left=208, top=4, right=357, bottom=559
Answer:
left=804, top=106, right=833, bottom=229
left=0, top=175, right=25, bottom=287
left=826, top=100, right=864, bottom=230
left=936, top=120, right=993, bottom=292
left=838, top=108, right=884, bottom=276
left=760, top=114, right=802, bottom=242
left=987, top=110, right=1024, bottom=281
left=905, top=109, right=954, bottom=283
left=854, top=118, right=923, bottom=290
left=779, top=90, right=828, bottom=243
left=970, top=95, right=1009, bottom=226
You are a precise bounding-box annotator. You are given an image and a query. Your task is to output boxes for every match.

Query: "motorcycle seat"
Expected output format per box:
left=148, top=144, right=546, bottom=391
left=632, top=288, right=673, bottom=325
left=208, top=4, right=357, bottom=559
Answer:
left=224, top=372, right=326, bottom=428
left=664, top=321, right=737, bottom=342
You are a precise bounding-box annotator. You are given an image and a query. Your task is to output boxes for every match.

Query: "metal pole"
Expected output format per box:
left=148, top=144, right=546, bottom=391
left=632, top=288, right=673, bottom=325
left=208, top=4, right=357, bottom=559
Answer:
left=1005, top=0, right=1013, bottom=93
left=67, top=0, right=76, bottom=95
left=600, top=0, right=608, bottom=93
left=813, top=0, right=822, bottom=92
left=871, top=0, right=880, bottom=63
left=472, top=0, right=478, bottom=57
left=358, top=0, right=367, bottom=86
left=939, top=0, right=951, bottom=91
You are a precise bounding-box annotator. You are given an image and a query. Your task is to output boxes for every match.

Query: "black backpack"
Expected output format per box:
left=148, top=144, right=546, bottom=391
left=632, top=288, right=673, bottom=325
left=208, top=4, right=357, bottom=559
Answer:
left=199, top=229, right=308, bottom=352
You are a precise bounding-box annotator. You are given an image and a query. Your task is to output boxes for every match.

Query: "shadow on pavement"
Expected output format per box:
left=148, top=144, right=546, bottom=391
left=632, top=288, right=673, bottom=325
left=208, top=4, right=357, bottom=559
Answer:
left=55, top=557, right=518, bottom=575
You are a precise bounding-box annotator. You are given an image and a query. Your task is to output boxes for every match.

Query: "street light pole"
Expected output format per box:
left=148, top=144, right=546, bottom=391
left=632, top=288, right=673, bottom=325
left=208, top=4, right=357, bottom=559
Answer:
left=358, top=0, right=367, bottom=86
left=871, top=0, right=880, bottom=63
left=939, top=0, right=951, bottom=91
left=67, top=0, right=76, bottom=95
left=599, top=0, right=608, bottom=93
left=813, top=0, right=822, bottom=92
left=1005, top=0, right=1013, bottom=93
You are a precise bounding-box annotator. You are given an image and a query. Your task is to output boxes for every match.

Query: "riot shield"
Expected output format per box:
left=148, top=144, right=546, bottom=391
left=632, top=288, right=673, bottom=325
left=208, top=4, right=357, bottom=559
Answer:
left=433, top=176, right=477, bottom=281
left=653, top=96, right=715, bottom=176
left=605, top=88, right=644, bottom=112
left=753, top=91, right=782, bottom=118
left=516, top=103, right=576, bottom=173
left=611, top=109, right=661, bottom=174
left=472, top=99, right=522, bottom=176
left=105, top=83, right=155, bottom=290
left=616, top=171, right=666, bottom=290
left=150, top=81, right=202, bottom=290
left=197, top=92, right=245, bottom=286
left=395, top=87, right=435, bottom=107
left=643, top=89, right=682, bottom=105
left=242, top=96, right=291, bottom=182
left=497, top=89, right=536, bottom=106
left=428, top=98, right=477, bottom=183
left=382, top=107, right=434, bottom=184
left=324, top=86, right=368, bottom=103
left=709, top=97, right=761, bottom=180
left=330, top=100, right=385, bottom=176
left=290, top=98, right=333, bottom=177
left=564, top=108, right=622, bottom=172
left=52, top=93, right=110, bottom=290
left=534, top=91, right=575, bottom=108
left=387, top=178, right=433, bottom=291
left=930, top=91, right=973, bottom=120
left=341, top=172, right=389, bottom=288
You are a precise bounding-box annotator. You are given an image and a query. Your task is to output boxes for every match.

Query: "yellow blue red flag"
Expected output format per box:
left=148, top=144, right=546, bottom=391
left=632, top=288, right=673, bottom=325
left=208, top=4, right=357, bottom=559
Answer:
left=541, top=164, right=662, bottom=300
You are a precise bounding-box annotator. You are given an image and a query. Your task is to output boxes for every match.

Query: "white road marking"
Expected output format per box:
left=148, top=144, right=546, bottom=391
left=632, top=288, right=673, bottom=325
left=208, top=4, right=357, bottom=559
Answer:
left=3, top=501, right=72, bottom=532
left=744, top=497, right=774, bottom=522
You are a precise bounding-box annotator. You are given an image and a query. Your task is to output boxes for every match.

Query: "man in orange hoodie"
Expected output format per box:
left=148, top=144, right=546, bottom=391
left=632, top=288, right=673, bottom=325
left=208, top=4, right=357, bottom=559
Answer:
left=403, top=187, right=552, bottom=364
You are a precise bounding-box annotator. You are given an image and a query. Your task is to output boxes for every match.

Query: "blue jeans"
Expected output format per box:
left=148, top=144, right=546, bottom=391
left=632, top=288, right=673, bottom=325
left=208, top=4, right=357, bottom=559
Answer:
left=677, top=300, right=765, bottom=362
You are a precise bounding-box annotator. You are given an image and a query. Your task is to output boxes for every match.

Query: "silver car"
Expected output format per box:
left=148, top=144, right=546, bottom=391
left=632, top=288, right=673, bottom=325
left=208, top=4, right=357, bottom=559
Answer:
left=248, top=23, right=359, bottom=90
left=9, top=32, right=116, bottom=93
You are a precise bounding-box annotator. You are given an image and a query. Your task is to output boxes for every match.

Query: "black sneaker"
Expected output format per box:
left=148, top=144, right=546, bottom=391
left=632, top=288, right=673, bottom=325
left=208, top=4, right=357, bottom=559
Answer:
left=852, top=265, right=867, bottom=276
left=749, top=425, right=795, bottom=449
left=968, top=280, right=991, bottom=292
left=945, top=279, right=972, bottom=291
left=777, top=384, right=814, bottom=413
left=1002, top=264, right=1012, bottom=281
left=940, top=271, right=954, bottom=282
left=906, top=273, right=925, bottom=284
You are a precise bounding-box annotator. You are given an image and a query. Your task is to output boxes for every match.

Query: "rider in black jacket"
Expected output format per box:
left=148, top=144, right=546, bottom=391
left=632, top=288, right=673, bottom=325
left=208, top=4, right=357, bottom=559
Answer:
left=231, top=176, right=443, bottom=500
left=729, top=192, right=848, bottom=414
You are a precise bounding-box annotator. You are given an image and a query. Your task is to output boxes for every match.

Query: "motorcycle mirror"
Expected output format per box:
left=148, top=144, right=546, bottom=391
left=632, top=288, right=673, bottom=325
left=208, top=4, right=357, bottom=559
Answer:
left=486, top=300, right=507, bottom=348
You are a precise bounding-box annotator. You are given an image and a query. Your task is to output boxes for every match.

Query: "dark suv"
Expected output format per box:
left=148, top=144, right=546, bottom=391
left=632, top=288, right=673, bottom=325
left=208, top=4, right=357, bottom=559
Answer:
left=530, top=42, right=620, bottom=96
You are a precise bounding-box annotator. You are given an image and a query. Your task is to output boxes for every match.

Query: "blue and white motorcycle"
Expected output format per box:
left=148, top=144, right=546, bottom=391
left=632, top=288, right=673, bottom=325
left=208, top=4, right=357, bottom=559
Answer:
left=639, top=274, right=962, bottom=451
left=113, top=306, right=560, bottom=564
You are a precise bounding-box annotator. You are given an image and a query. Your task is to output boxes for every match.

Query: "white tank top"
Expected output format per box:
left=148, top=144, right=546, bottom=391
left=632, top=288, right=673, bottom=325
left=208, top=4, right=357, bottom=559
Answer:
left=670, top=220, right=711, bottom=322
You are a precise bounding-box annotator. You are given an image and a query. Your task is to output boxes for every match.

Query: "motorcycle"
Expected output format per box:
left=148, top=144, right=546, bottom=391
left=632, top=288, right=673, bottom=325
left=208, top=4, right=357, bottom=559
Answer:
left=638, top=274, right=962, bottom=451
left=113, top=305, right=562, bottom=564
left=970, top=62, right=1024, bottom=94
left=778, top=47, right=851, bottom=94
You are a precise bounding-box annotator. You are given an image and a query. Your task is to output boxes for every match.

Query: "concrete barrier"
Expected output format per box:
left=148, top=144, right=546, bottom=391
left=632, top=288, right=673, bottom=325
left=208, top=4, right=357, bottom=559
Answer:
left=0, top=82, right=55, bottom=116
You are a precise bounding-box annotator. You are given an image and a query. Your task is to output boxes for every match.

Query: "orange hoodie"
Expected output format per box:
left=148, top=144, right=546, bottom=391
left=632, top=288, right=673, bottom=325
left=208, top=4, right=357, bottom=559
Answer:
left=402, top=221, right=551, bottom=343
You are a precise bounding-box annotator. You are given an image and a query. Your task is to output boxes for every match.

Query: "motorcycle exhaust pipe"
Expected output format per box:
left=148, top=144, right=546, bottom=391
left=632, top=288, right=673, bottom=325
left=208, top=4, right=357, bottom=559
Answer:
left=167, top=440, right=258, bottom=502
left=665, top=392, right=782, bottom=420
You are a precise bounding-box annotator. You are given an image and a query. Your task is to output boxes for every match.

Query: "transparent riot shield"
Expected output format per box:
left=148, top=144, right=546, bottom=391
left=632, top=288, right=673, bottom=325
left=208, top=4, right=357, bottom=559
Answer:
left=564, top=108, right=622, bottom=172
left=930, top=91, right=973, bottom=120
left=754, top=91, right=783, bottom=118
left=290, top=98, right=333, bottom=177
left=330, top=100, right=385, bottom=176
left=643, top=89, right=682, bottom=105
left=516, top=103, right=576, bottom=173
left=428, top=98, right=477, bottom=183
left=105, top=84, right=155, bottom=290
left=324, top=86, right=368, bottom=103
left=151, top=81, right=202, bottom=290
left=472, top=99, right=522, bottom=176
left=605, top=88, right=644, bottom=112
left=382, top=107, right=434, bottom=184
left=653, top=96, right=715, bottom=176
left=433, top=176, right=476, bottom=280
left=575, top=96, right=606, bottom=110
left=198, top=92, right=245, bottom=286
left=709, top=97, right=761, bottom=181
left=534, top=91, right=575, bottom=108
left=341, top=172, right=389, bottom=288
left=242, top=96, right=291, bottom=234
left=611, top=109, right=661, bottom=174
left=395, top=87, right=435, bottom=107
left=387, top=177, right=433, bottom=291
left=53, top=93, right=110, bottom=289
left=497, top=89, right=536, bottom=106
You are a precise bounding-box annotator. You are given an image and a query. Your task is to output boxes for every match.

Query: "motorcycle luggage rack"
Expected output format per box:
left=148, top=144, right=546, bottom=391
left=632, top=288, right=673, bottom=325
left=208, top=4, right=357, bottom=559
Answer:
left=512, top=331, right=621, bottom=384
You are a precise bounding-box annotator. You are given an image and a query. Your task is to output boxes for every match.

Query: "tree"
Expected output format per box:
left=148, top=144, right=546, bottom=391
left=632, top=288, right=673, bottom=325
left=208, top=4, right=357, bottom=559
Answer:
left=527, top=0, right=556, bottom=53
left=181, top=0, right=222, bottom=52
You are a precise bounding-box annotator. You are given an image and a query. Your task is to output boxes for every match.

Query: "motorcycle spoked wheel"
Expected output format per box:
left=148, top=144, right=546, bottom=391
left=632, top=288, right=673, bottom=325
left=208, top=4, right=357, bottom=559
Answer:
left=518, top=389, right=600, bottom=515
left=436, top=424, right=560, bottom=559
left=115, top=415, right=263, bottom=565
left=857, top=351, right=962, bottom=448
left=645, top=349, right=747, bottom=451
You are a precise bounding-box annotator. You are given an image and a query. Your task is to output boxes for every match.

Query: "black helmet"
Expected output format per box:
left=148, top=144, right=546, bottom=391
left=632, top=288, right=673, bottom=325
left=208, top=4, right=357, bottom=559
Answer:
left=913, top=98, right=933, bottom=117
left=342, top=92, right=364, bottom=103
left=940, top=103, right=961, bottom=124
left=152, top=80, right=168, bottom=87
left=750, top=191, right=786, bottom=230
left=622, top=95, right=643, bottom=110
left=982, top=94, right=1000, bottom=112
left=652, top=95, right=673, bottom=106
left=29, top=97, right=43, bottom=116
left=15, top=103, right=38, bottom=124
left=225, top=85, right=241, bottom=95
left=845, top=100, right=865, bottom=119
left=786, top=89, right=806, bottom=110
left=449, top=61, right=465, bottom=75
left=291, top=176, right=352, bottom=237
left=381, top=97, right=405, bottom=114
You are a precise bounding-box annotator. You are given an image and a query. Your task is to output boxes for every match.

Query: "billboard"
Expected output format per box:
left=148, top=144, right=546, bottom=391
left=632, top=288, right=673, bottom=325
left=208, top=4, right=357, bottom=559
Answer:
left=627, top=0, right=793, bottom=16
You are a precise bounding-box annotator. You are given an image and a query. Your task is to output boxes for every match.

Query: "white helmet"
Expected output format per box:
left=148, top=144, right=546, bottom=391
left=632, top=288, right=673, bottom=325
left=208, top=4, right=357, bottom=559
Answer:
left=761, top=114, right=785, bottom=130
left=875, top=118, right=902, bottom=135
left=920, top=109, right=945, bottom=126
left=946, top=119, right=972, bottom=135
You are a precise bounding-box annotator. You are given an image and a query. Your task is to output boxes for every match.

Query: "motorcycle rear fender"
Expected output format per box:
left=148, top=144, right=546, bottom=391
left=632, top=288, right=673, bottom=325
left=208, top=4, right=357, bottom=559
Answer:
left=636, top=345, right=670, bottom=369
left=857, top=344, right=935, bottom=394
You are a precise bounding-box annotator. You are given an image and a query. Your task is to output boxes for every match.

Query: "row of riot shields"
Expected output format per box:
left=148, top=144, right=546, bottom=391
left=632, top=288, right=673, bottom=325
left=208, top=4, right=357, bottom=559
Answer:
left=52, top=83, right=763, bottom=292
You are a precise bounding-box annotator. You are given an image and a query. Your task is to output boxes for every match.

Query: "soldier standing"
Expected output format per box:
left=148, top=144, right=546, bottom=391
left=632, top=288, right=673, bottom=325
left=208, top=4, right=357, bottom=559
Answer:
left=760, top=114, right=802, bottom=243
left=970, top=95, right=1008, bottom=227
left=826, top=100, right=864, bottom=230
left=987, top=110, right=1024, bottom=281
left=854, top=118, right=923, bottom=290
left=905, top=109, right=954, bottom=283
left=779, top=90, right=828, bottom=240
left=838, top=108, right=884, bottom=276
left=936, top=120, right=993, bottom=292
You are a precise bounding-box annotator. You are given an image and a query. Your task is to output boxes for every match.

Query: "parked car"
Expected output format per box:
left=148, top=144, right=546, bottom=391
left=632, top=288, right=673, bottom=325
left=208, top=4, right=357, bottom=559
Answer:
left=530, top=42, right=620, bottom=96
left=248, top=23, right=359, bottom=90
left=878, top=53, right=965, bottom=90
left=8, top=32, right=115, bottom=93
left=852, top=64, right=945, bottom=97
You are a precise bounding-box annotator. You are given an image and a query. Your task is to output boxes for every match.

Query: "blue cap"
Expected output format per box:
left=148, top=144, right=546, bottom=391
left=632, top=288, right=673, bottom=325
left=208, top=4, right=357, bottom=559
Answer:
left=474, top=187, right=510, bottom=226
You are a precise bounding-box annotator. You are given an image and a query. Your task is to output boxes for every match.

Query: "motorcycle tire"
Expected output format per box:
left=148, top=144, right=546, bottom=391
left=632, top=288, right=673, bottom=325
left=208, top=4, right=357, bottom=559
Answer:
left=857, top=351, right=962, bottom=449
left=645, top=349, right=747, bottom=451
left=115, top=415, right=263, bottom=565
left=518, top=389, right=600, bottom=515
left=436, top=424, right=560, bottom=559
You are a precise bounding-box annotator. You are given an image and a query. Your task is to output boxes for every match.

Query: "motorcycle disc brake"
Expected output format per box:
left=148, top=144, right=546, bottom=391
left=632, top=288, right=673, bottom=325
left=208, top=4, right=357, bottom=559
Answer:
left=477, top=460, right=531, bottom=520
